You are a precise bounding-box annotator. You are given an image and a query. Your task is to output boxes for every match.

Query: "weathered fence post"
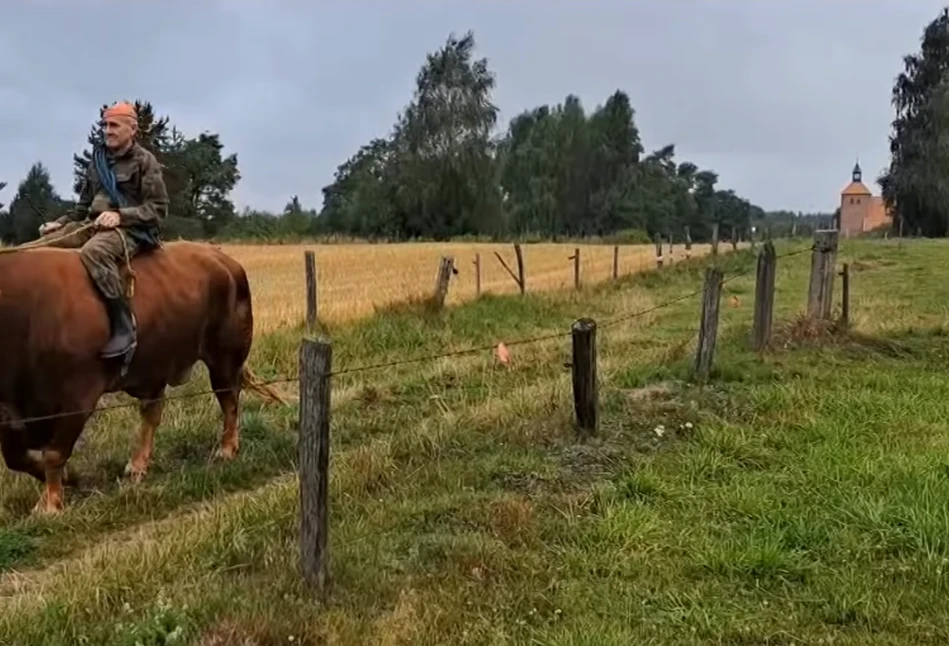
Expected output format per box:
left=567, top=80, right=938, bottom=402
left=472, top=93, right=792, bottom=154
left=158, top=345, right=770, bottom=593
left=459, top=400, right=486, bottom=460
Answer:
left=612, top=245, right=619, bottom=280
left=839, top=263, right=850, bottom=328
left=806, top=229, right=839, bottom=321
left=693, top=266, right=723, bottom=382
left=474, top=253, right=482, bottom=298
left=731, top=226, right=738, bottom=252
left=571, top=318, right=597, bottom=437
left=571, top=247, right=581, bottom=289
left=432, top=255, right=455, bottom=310
left=752, top=241, right=776, bottom=352
left=654, top=233, right=664, bottom=269
left=684, top=225, right=692, bottom=259
left=304, top=250, right=318, bottom=332
left=711, top=223, right=720, bottom=257
left=299, top=337, right=332, bottom=595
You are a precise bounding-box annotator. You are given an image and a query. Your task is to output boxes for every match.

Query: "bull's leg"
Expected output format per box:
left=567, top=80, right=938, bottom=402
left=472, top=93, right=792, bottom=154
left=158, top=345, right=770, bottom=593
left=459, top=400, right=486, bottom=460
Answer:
left=208, top=365, right=242, bottom=461
left=31, top=414, right=94, bottom=515
left=124, top=392, right=165, bottom=483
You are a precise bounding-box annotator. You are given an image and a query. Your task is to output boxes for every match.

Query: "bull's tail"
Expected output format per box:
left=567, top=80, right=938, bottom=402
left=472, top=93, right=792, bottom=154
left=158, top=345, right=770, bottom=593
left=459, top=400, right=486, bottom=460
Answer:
left=240, top=365, right=287, bottom=406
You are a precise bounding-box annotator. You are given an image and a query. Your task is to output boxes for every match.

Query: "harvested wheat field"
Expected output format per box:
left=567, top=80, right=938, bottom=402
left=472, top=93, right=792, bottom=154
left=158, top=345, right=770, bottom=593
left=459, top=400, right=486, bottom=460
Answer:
left=222, top=241, right=722, bottom=332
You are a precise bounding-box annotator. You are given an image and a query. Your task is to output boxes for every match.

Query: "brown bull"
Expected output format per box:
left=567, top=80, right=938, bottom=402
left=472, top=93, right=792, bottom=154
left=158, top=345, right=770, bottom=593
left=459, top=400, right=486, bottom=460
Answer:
left=0, top=240, right=280, bottom=514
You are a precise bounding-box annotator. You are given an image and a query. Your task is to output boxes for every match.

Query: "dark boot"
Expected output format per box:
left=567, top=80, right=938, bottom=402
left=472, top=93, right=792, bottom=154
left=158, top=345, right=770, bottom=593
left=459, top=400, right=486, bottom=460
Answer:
left=101, top=297, right=137, bottom=359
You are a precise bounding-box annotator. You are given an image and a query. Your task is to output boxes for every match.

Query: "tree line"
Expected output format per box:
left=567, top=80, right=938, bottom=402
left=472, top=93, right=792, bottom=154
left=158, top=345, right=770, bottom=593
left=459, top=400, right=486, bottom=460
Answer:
left=1, top=29, right=846, bottom=246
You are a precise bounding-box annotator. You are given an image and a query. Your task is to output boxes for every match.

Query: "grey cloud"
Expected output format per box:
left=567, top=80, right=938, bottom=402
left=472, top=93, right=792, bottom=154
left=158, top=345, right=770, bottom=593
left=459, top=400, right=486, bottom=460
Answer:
left=1, top=1, right=946, bottom=215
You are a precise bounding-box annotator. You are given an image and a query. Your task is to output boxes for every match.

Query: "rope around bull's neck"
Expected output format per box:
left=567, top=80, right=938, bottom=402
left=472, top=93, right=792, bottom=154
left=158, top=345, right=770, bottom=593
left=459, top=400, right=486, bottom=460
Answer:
left=0, top=222, right=98, bottom=255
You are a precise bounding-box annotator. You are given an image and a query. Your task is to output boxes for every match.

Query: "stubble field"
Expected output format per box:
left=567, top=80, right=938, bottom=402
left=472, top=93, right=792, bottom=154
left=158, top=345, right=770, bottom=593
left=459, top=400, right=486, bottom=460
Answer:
left=223, top=241, right=719, bottom=331
left=5, top=237, right=949, bottom=644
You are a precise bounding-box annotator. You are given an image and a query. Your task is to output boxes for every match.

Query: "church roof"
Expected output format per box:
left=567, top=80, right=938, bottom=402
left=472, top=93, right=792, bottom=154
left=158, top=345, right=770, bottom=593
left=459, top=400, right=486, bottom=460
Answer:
left=841, top=180, right=872, bottom=196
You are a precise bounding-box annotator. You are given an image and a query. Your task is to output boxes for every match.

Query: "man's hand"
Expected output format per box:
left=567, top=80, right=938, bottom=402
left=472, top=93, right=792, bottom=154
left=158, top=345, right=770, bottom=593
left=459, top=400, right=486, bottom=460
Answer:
left=95, top=211, right=121, bottom=229
left=38, top=221, right=63, bottom=236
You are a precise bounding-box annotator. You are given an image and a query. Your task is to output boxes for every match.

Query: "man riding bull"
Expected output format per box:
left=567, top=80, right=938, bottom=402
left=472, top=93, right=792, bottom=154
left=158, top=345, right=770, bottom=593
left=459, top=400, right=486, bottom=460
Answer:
left=38, top=100, right=168, bottom=360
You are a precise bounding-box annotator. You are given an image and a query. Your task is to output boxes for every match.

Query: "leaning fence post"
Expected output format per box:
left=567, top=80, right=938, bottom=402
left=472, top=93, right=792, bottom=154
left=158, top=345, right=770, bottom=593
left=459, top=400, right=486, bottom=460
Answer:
left=807, top=229, right=840, bottom=321
left=571, top=318, right=597, bottom=437
left=299, top=337, right=332, bottom=595
left=304, top=251, right=318, bottom=332
left=432, top=255, right=455, bottom=310
left=693, top=266, right=723, bottom=382
left=752, top=241, right=776, bottom=352
left=612, top=245, right=619, bottom=280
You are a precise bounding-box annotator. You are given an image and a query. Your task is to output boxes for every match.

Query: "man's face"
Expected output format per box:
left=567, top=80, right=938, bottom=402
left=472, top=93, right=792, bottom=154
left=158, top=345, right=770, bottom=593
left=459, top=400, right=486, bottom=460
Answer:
left=103, top=116, right=135, bottom=151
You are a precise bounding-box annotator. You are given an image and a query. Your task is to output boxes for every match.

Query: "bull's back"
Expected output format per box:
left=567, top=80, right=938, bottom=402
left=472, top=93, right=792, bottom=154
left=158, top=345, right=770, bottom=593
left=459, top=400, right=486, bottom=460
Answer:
left=0, top=242, right=253, bottom=398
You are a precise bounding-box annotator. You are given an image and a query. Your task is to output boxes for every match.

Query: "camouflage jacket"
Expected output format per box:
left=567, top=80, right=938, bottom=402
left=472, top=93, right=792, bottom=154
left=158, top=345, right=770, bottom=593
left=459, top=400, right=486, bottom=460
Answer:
left=58, top=142, right=169, bottom=246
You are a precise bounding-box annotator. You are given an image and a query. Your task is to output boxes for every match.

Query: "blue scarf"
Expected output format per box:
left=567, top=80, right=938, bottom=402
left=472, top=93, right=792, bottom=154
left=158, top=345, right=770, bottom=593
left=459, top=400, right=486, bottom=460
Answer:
left=93, top=145, right=127, bottom=209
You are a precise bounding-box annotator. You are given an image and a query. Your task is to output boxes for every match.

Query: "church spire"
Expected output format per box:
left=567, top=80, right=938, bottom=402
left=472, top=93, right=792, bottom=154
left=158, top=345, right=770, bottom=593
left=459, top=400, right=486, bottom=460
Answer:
left=852, top=160, right=862, bottom=183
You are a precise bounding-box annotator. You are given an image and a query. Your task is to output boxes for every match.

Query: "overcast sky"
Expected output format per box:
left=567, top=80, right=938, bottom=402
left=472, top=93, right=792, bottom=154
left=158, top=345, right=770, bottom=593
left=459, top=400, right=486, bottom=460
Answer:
left=2, top=1, right=946, bottom=215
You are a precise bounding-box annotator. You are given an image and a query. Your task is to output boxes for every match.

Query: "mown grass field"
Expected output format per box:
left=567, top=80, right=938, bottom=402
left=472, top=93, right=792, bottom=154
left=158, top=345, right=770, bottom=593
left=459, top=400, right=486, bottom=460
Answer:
left=1, top=236, right=948, bottom=644
left=221, top=241, right=721, bottom=331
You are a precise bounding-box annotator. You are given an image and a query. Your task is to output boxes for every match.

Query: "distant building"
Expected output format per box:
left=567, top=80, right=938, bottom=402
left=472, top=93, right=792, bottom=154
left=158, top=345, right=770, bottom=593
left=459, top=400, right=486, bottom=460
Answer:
left=839, top=162, right=892, bottom=237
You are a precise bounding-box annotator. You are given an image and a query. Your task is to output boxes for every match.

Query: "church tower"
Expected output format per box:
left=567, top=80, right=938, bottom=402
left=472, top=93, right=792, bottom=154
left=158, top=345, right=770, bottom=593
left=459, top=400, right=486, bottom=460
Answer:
left=839, top=161, right=872, bottom=237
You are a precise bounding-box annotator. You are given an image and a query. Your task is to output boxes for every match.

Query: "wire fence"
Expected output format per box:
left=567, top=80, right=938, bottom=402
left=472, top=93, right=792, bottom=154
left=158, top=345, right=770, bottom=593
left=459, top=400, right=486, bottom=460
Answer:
left=0, top=240, right=815, bottom=430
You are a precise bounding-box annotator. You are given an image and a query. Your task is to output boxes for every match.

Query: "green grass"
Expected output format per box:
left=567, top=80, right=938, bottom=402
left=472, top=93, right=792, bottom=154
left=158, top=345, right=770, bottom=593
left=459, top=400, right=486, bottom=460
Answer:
left=3, top=237, right=949, bottom=644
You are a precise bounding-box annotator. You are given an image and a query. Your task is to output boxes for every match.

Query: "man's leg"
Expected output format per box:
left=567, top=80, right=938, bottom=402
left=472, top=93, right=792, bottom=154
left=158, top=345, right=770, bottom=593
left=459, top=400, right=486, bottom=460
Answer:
left=39, top=221, right=95, bottom=249
left=78, top=229, right=142, bottom=358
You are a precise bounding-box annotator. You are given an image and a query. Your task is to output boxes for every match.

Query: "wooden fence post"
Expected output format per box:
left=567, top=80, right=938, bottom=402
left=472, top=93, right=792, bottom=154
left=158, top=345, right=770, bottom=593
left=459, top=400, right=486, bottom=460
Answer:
left=571, top=247, right=581, bottom=289
left=684, top=225, right=692, bottom=260
left=711, top=223, right=719, bottom=257
left=474, top=253, right=482, bottom=298
left=654, top=233, right=664, bottom=269
left=751, top=241, right=776, bottom=352
left=693, top=266, right=723, bottom=382
left=304, top=251, right=318, bottom=332
left=807, top=230, right=839, bottom=321
left=612, top=245, right=619, bottom=280
left=839, top=263, right=850, bottom=328
left=731, top=226, right=738, bottom=252
left=299, top=337, right=332, bottom=595
left=571, top=318, right=597, bottom=437
left=431, top=255, right=455, bottom=310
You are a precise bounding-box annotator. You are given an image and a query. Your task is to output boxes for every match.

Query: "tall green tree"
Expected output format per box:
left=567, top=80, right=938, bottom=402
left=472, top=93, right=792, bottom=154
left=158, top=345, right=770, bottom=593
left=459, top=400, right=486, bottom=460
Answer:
left=6, top=163, right=66, bottom=244
left=879, top=7, right=949, bottom=236
left=391, top=30, right=503, bottom=240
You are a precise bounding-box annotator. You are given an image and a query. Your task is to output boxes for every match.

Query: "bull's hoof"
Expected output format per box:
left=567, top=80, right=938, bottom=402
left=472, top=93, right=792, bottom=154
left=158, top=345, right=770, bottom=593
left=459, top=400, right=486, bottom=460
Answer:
left=123, top=461, right=148, bottom=484
left=31, top=496, right=63, bottom=516
left=213, top=444, right=239, bottom=461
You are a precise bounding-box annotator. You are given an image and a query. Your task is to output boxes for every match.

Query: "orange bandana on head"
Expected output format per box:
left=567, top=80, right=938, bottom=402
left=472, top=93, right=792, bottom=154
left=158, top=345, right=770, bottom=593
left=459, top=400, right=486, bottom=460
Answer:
left=103, top=101, right=136, bottom=122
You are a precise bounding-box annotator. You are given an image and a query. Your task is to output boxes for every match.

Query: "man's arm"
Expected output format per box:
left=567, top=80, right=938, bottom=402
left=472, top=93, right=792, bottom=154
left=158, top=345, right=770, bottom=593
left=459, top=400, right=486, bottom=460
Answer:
left=118, top=153, right=169, bottom=227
